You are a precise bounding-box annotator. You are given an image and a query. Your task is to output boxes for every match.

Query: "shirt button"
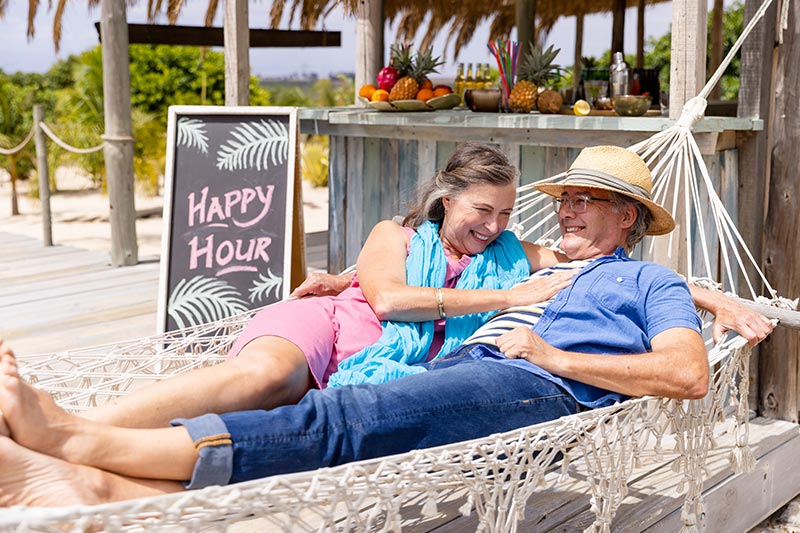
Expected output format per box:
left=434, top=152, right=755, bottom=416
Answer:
left=616, top=277, right=623, bottom=283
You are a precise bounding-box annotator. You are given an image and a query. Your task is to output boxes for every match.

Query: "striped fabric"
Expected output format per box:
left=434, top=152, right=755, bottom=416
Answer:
left=463, top=259, right=593, bottom=345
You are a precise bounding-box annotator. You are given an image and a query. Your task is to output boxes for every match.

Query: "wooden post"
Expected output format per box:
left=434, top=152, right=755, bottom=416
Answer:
left=611, top=0, right=626, bottom=58
left=516, top=0, right=537, bottom=55
left=669, top=0, right=708, bottom=117
left=573, top=13, right=584, bottom=100
left=710, top=0, right=724, bottom=100
left=738, top=0, right=777, bottom=410
left=32, top=105, right=52, bottom=247
left=224, top=0, right=250, bottom=106
left=759, top=0, right=800, bottom=423
left=636, top=0, right=645, bottom=69
left=100, top=0, right=138, bottom=266
left=355, top=0, right=383, bottom=105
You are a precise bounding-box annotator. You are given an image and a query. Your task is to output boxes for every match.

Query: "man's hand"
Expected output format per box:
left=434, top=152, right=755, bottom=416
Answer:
left=290, top=272, right=354, bottom=298
left=711, top=300, right=773, bottom=346
left=689, top=285, right=774, bottom=346
left=496, top=327, right=560, bottom=366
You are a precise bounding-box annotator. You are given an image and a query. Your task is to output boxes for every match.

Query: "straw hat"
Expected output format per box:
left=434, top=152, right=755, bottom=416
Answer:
left=535, top=145, right=675, bottom=236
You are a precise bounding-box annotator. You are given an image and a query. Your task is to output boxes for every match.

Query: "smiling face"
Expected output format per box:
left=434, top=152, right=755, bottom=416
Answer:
left=439, top=182, right=517, bottom=258
left=557, top=186, right=636, bottom=260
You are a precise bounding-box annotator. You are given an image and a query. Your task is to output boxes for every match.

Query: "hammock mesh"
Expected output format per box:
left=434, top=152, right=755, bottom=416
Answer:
left=2, top=1, right=797, bottom=530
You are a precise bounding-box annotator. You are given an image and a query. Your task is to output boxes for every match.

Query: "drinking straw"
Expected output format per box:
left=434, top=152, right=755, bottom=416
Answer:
left=487, top=39, right=519, bottom=109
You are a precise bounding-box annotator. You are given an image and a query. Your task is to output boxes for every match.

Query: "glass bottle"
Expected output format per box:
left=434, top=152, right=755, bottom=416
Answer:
left=465, top=63, right=475, bottom=92
left=481, top=63, right=492, bottom=89
left=610, top=52, right=630, bottom=98
left=454, top=63, right=465, bottom=106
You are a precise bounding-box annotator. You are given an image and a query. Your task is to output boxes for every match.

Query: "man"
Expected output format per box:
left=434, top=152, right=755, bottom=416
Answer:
left=0, top=146, right=759, bottom=504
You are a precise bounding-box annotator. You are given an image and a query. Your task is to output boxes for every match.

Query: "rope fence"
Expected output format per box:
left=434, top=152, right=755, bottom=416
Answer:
left=0, top=122, right=105, bottom=156
left=1, top=105, right=113, bottom=247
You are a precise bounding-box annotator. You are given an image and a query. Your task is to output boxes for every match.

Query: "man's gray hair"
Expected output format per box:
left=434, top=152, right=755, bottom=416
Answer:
left=608, top=191, right=653, bottom=251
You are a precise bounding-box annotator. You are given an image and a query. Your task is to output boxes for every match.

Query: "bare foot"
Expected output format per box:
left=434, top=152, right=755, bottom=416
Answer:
left=0, top=356, right=85, bottom=462
left=0, top=336, right=14, bottom=361
left=0, top=436, right=102, bottom=507
left=0, top=344, right=15, bottom=438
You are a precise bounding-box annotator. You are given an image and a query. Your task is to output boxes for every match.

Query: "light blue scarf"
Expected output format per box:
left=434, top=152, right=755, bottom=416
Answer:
left=327, top=220, right=529, bottom=388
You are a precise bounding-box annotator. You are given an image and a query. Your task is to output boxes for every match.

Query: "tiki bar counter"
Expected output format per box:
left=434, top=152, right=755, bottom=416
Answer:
left=297, top=108, right=763, bottom=273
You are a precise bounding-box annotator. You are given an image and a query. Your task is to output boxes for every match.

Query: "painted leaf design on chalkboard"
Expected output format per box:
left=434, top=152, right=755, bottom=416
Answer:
left=248, top=269, right=284, bottom=303
left=216, top=119, right=289, bottom=171
left=176, top=118, right=209, bottom=154
left=168, top=275, right=249, bottom=329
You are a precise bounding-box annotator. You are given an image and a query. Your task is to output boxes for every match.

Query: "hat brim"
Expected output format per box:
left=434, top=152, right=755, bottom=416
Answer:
left=535, top=182, right=675, bottom=236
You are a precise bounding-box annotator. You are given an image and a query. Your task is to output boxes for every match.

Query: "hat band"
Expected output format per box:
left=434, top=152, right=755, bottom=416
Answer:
left=564, top=168, right=652, bottom=200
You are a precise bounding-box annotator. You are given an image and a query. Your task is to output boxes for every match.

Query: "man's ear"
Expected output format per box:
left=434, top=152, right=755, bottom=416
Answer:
left=620, top=204, right=637, bottom=229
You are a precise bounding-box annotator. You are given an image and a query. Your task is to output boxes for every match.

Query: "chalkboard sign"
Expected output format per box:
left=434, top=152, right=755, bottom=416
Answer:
left=157, top=106, right=299, bottom=334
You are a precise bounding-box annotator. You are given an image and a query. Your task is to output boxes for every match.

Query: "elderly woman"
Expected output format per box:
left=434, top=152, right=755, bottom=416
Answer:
left=32, top=142, right=574, bottom=430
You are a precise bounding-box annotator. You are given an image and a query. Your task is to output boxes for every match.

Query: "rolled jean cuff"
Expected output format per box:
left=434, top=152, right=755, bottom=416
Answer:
left=171, top=413, right=233, bottom=489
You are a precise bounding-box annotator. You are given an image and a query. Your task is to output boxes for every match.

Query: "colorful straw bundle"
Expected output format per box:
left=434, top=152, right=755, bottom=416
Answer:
left=487, top=39, right=519, bottom=110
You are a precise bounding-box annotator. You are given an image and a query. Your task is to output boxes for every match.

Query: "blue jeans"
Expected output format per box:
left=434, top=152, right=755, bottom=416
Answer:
left=174, top=346, right=579, bottom=488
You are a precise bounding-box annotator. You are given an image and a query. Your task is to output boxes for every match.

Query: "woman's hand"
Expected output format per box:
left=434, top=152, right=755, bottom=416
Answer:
left=290, top=272, right=354, bottom=298
left=503, top=270, right=577, bottom=308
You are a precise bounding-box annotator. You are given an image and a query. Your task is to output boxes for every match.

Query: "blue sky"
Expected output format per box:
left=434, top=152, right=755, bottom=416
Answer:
left=0, top=1, right=727, bottom=79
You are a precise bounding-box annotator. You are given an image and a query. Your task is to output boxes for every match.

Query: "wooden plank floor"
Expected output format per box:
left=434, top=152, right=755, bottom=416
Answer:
left=0, top=231, right=328, bottom=355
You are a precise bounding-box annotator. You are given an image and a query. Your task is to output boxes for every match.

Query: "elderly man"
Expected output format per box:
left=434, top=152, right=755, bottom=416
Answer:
left=0, top=146, right=756, bottom=504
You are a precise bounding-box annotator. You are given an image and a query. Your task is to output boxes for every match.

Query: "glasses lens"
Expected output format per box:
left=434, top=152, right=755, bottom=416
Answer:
left=574, top=197, right=588, bottom=212
left=552, top=198, right=561, bottom=213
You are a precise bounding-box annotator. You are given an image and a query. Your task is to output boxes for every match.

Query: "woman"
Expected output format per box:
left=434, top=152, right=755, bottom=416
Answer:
left=64, top=142, right=573, bottom=429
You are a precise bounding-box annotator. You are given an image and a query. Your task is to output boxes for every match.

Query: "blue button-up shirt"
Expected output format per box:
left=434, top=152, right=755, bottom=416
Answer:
left=471, top=247, right=702, bottom=408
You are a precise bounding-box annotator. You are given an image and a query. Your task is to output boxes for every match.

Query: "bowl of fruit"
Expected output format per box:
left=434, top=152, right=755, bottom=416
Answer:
left=358, top=44, right=459, bottom=112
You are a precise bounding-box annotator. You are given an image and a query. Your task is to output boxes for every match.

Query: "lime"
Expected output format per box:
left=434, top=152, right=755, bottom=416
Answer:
left=573, top=100, right=591, bottom=116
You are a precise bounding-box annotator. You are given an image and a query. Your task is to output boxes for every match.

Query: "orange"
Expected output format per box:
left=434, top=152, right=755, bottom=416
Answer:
left=371, top=89, right=390, bottom=102
left=416, top=88, right=435, bottom=101
left=420, top=79, right=434, bottom=90
left=359, top=84, right=377, bottom=99
left=433, top=86, right=452, bottom=97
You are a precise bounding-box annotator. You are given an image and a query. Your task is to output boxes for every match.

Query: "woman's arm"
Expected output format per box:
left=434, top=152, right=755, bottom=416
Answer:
left=356, top=221, right=574, bottom=322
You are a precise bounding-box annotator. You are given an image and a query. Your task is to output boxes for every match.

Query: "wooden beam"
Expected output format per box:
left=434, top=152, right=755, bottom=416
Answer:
left=516, top=0, right=537, bottom=54
left=710, top=0, right=724, bottom=100
left=100, top=0, right=138, bottom=266
left=611, top=0, right=626, bottom=58
left=224, top=0, right=249, bottom=106
left=94, top=23, right=341, bottom=48
left=573, top=13, right=584, bottom=99
left=760, top=0, right=800, bottom=423
left=636, top=0, right=645, bottom=69
left=668, top=0, right=708, bottom=118
left=738, top=0, right=778, bottom=411
left=355, top=0, right=383, bottom=106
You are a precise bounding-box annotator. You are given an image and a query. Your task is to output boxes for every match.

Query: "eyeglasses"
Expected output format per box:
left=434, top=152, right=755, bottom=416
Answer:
left=551, top=195, right=613, bottom=214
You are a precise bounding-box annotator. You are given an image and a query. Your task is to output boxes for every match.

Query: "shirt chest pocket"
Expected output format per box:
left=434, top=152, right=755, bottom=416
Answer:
left=586, top=272, right=640, bottom=313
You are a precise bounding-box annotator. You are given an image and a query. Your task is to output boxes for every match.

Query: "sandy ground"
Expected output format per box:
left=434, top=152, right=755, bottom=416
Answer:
left=0, top=167, right=329, bottom=260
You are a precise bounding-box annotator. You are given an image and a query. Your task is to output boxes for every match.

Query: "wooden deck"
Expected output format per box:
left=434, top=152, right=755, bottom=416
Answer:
left=0, top=230, right=328, bottom=355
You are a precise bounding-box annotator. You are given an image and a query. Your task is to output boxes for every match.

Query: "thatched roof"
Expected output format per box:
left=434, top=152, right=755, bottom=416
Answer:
left=269, top=0, right=670, bottom=57
left=12, top=0, right=668, bottom=55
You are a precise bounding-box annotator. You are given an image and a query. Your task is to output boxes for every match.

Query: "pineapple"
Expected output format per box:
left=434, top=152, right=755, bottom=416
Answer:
left=388, top=46, right=443, bottom=101
left=508, top=43, right=562, bottom=113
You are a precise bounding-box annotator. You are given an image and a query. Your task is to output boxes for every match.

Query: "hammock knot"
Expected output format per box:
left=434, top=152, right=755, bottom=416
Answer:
left=676, top=97, right=708, bottom=129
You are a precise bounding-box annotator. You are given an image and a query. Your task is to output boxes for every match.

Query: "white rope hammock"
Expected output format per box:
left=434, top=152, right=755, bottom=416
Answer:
left=2, top=1, right=797, bottom=531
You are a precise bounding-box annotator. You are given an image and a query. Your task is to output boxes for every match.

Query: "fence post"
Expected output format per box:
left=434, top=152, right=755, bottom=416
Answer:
left=33, top=105, right=53, bottom=247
